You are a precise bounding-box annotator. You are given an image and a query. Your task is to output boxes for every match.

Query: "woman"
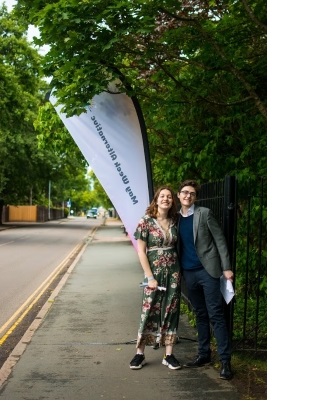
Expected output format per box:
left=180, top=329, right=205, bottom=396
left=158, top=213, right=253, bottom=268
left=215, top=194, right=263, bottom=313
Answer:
left=129, top=186, right=181, bottom=370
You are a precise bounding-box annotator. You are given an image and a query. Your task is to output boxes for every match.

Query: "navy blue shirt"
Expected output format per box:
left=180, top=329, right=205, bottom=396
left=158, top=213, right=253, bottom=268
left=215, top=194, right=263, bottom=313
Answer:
left=178, top=214, right=203, bottom=270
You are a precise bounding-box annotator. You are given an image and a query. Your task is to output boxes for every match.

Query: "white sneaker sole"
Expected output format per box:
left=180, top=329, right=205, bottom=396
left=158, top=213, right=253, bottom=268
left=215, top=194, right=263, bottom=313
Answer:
left=130, top=360, right=146, bottom=369
left=162, top=358, right=181, bottom=370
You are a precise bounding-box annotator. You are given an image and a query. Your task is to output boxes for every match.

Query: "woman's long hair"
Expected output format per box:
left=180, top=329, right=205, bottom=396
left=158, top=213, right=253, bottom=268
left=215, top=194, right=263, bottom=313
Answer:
left=146, top=186, right=178, bottom=223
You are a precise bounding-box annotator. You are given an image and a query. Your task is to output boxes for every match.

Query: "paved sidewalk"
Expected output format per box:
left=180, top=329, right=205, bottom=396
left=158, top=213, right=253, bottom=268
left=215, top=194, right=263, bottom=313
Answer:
left=0, top=219, right=239, bottom=400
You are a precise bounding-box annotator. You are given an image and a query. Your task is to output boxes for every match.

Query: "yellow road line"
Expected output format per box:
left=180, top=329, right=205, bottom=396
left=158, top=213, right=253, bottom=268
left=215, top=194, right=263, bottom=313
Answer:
left=0, top=243, right=82, bottom=345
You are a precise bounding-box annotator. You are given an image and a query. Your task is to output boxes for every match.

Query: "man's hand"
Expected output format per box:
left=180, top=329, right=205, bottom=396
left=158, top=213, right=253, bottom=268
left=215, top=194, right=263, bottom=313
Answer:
left=223, top=270, right=234, bottom=282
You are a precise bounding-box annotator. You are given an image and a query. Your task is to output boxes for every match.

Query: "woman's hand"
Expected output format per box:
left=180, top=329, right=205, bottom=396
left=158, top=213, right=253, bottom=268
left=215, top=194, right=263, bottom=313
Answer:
left=148, top=278, right=158, bottom=289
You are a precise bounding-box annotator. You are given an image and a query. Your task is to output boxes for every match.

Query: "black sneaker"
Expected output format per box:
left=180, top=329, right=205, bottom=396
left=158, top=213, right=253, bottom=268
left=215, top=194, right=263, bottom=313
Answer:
left=162, top=354, right=182, bottom=370
left=129, top=354, right=146, bottom=369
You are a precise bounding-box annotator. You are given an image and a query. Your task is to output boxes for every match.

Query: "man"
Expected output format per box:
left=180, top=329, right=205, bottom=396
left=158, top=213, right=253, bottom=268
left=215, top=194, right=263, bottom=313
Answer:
left=177, top=179, right=234, bottom=380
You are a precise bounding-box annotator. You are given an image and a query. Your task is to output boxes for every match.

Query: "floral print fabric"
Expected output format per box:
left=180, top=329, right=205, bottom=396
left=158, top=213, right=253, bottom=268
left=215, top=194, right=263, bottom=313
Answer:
left=134, top=215, right=181, bottom=348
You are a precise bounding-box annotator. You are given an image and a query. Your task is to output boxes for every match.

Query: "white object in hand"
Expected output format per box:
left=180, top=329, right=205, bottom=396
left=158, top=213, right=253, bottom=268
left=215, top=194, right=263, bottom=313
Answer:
left=139, top=282, right=166, bottom=291
left=220, top=275, right=235, bottom=304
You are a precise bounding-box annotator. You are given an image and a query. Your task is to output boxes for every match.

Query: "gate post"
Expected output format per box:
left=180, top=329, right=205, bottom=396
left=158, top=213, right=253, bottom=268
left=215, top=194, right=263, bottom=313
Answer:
left=223, top=175, right=237, bottom=345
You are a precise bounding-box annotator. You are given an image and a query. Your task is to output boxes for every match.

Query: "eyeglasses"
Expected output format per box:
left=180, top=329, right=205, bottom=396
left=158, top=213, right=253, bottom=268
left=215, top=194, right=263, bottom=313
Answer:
left=180, top=190, right=196, bottom=197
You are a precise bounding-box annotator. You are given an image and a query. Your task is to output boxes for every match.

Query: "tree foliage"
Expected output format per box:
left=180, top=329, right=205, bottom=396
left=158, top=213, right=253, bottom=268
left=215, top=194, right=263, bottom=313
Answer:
left=0, top=4, right=44, bottom=203
left=0, top=4, right=90, bottom=207
left=13, top=0, right=266, bottom=189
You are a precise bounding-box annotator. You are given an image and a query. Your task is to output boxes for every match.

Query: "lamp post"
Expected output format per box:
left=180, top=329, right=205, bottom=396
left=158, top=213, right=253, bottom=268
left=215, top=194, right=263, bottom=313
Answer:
left=48, top=165, right=59, bottom=220
left=48, top=180, right=51, bottom=220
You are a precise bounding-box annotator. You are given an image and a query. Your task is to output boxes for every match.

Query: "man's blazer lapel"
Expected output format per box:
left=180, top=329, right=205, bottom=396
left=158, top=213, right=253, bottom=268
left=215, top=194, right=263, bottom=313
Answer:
left=193, top=206, right=200, bottom=242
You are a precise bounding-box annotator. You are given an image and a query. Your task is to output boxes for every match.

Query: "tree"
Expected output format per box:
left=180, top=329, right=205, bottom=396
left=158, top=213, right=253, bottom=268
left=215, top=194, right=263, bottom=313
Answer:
left=0, top=4, right=45, bottom=203
left=0, top=4, right=90, bottom=206
left=13, top=0, right=266, bottom=188
left=34, top=100, right=89, bottom=207
left=88, top=169, right=113, bottom=210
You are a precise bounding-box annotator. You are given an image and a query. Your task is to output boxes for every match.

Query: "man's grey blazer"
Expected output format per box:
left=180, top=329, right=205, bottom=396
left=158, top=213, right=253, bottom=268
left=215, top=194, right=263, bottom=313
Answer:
left=177, top=205, right=231, bottom=278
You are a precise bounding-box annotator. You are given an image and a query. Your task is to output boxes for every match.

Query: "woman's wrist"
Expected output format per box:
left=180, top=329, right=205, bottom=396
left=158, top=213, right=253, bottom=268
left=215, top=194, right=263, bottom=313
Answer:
left=147, top=276, right=154, bottom=281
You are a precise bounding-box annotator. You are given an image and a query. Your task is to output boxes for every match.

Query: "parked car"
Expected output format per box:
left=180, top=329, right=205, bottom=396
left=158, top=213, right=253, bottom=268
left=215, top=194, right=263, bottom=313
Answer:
left=86, top=210, right=97, bottom=219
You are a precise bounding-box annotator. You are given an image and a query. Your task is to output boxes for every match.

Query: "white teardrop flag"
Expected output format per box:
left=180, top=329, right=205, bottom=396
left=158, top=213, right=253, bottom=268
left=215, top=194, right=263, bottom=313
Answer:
left=50, top=89, right=153, bottom=249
